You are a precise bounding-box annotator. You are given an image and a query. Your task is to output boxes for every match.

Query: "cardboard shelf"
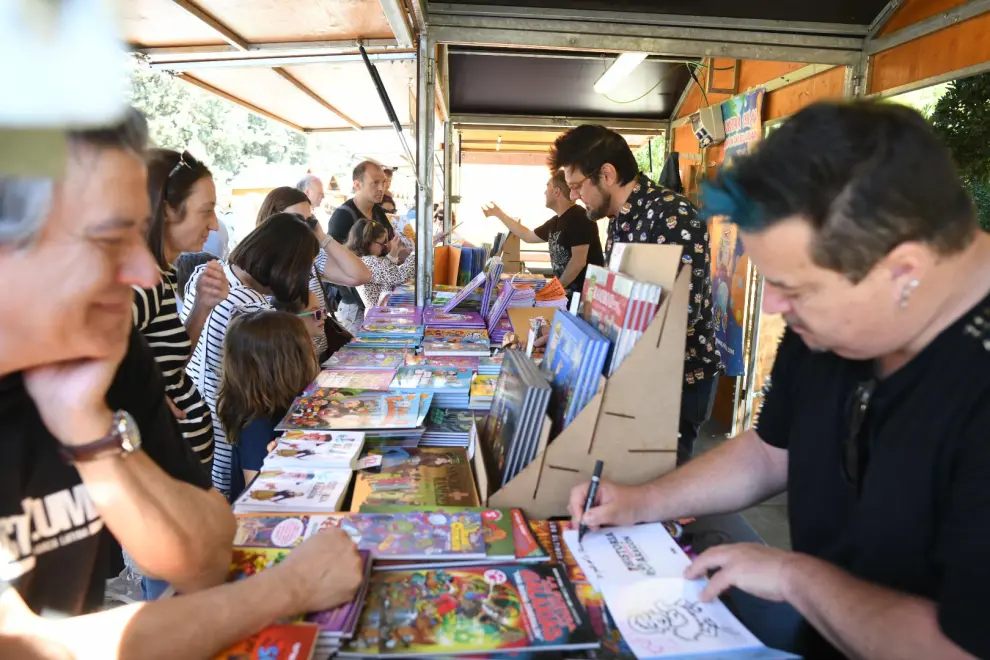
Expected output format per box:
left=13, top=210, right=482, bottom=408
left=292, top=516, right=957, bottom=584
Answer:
left=472, top=244, right=690, bottom=519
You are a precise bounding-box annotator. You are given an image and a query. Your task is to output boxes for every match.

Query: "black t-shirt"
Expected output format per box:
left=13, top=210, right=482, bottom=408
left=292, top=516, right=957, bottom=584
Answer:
left=534, top=204, right=605, bottom=294
left=757, top=294, right=990, bottom=659
left=328, top=199, right=395, bottom=305
left=0, top=328, right=212, bottom=617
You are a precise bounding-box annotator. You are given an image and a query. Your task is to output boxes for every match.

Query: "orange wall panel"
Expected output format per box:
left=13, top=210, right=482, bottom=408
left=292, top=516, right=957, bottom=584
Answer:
left=737, top=61, right=805, bottom=92
left=765, top=67, right=846, bottom=120
left=879, top=0, right=973, bottom=35
left=870, top=12, right=990, bottom=94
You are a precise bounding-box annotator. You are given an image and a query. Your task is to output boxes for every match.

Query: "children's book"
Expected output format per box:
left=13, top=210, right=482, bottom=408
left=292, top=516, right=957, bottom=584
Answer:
left=542, top=310, right=608, bottom=434
left=442, top=270, right=489, bottom=312
left=234, top=513, right=315, bottom=549
left=304, top=510, right=487, bottom=561
left=350, top=447, right=480, bottom=510
left=214, top=623, right=319, bottom=660
left=405, top=354, right=481, bottom=369
left=338, top=564, right=599, bottom=657
left=278, top=390, right=431, bottom=431
left=360, top=505, right=515, bottom=562
left=308, top=368, right=398, bottom=392
left=327, top=348, right=407, bottom=372
left=232, top=469, right=351, bottom=513
left=262, top=431, right=365, bottom=471
left=390, top=366, right=474, bottom=393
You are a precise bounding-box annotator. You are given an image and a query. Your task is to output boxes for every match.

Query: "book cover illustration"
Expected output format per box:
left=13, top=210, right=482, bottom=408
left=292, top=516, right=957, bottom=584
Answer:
left=424, top=328, right=492, bottom=345
left=357, top=322, right=425, bottom=337
left=405, top=354, right=480, bottom=369
left=470, top=374, right=498, bottom=398
left=347, top=336, right=419, bottom=349
left=346, top=564, right=598, bottom=656
left=232, top=471, right=350, bottom=513
left=425, top=408, right=474, bottom=435
left=350, top=448, right=480, bottom=510
left=326, top=348, right=408, bottom=371
left=309, top=369, right=398, bottom=392
left=234, top=513, right=314, bottom=548
left=424, top=308, right=487, bottom=327
left=510, top=509, right=549, bottom=562
left=229, top=547, right=292, bottom=581
left=480, top=350, right=533, bottom=485
left=263, top=432, right=365, bottom=471
left=305, top=511, right=487, bottom=560
left=214, top=623, right=319, bottom=660
left=442, top=270, right=489, bottom=312
left=278, top=390, right=427, bottom=431
left=360, top=505, right=515, bottom=561
left=390, top=366, right=474, bottom=392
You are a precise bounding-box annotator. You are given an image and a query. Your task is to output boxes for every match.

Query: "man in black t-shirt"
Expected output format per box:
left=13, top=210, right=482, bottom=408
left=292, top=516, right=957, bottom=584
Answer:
left=327, top=160, right=398, bottom=329
left=483, top=170, right=604, bottom=296
left=568, top=102, right=990, bottom=659
left=0, top=112, right=363, bottom=658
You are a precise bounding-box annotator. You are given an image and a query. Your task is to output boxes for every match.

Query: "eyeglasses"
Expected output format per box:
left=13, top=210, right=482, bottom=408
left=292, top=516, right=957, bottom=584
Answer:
left=374, top=240, right=389, bottom=249
left=844, top=379, right=876, bottom=493
left=299, top=309, right=326, bottom=322
left=168, top=151, right=200, bottom=180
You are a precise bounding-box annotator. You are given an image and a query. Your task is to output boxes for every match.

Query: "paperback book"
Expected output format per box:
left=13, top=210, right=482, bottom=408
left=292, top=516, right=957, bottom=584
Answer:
left=324, top=347, right=408, bottom=370
left=350, top=447, right=481, bottom=510
left=278, top=390, right=432, bottom=431
left=405, top=354, right=481, bottom=369
left=232, top=469, right=351, bottom=513
left=307, top=368, right=398, bottom=391
left=360, top=505, right=516, bottom=562
left=542, top=310, right=609, bottom=434
left=262, top=431, right=365, bottom=471
left=233, top=513, right=316, bottom=549
left=214, top=623, right=319, bottom=660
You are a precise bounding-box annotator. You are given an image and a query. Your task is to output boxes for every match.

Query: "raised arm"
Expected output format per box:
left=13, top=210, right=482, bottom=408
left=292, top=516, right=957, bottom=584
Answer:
left=482, top=202, right=543, bottom=244
left=318, top=239, right=372, bottom=286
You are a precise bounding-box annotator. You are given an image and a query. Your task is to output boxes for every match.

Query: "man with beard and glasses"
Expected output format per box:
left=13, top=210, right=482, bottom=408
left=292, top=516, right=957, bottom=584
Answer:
left=569, top=101, right=990, bottom=660
left=549, top=125, right=720, bottom=464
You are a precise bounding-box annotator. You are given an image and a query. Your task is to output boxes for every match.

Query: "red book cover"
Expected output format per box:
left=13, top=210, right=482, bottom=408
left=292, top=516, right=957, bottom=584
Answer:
left=214, top=623, right=318, bottom=660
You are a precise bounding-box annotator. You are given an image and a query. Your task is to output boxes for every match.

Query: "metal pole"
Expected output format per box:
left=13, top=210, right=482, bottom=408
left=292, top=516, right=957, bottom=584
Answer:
left=443, top=119, right=454, bottom=240
left=415, top=34, right=437, bottom=308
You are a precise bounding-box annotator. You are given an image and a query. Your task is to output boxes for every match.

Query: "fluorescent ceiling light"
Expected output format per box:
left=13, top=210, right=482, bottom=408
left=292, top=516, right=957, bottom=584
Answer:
left=594, top=52, right=648, bottom=95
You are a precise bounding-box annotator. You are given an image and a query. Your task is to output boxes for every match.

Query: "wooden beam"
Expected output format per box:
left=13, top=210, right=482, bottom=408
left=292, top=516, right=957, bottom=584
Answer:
left=271, top=68, right=362, bottom=131
left=174, top=73, right=304, bottom=132
left=170, top=0, right=250, bottom=51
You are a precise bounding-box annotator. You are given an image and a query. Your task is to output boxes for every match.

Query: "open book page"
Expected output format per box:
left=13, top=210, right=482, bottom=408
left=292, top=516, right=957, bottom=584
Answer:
left=562, top=523, right=692, bottom=590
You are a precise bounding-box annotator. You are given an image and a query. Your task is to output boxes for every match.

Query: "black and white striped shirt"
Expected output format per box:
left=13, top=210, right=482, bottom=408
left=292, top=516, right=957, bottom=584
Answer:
left=182, top=262, right=269, bottom=495
left=310, top=249, right=329, bottom=356
left=133, top=267, right=214, bottom=465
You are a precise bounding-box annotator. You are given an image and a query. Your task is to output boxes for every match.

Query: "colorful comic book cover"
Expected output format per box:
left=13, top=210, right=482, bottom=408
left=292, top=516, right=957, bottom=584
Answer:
left=233, top=513, right=314, bottom=548
left=424, top=328, right=491, bottom=344
left=232, top=471, right=350, bottom=513
left=229, top=547, right=292, bottom=581
left=405, top=354, right=481, bottom=369
left=350, top=448, right=480, bottom=511
left=425, top=408, right=475, bottom=435
left=343, top=564, right=598, bottom=656
left=359, top=505, right=515, bottom=561
left=262, top=432, right=365, bottom=470
left=324, top=347, right=407, bottom=371
left=214, top=623, right=319, bottom=660
left=471, top=374, right=498, bottom=398
left=510, top=509, right=549, bottom=562
left=308, top=369, right=398, bottom=392
left=305, top=511, right=486, bottom=560
left=277, top=390, right=427, bottom=431
left=390, top=366, right=474, bottom=393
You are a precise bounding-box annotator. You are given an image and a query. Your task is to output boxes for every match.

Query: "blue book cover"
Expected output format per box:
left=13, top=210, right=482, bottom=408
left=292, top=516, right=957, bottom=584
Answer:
left=390, top=366, right=474, bottom=393
left=544, top=310, right=609, bottom=432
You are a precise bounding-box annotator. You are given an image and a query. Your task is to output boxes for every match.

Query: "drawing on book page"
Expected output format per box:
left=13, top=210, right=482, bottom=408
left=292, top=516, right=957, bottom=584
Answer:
left=628, top=597, right=735, bottom=642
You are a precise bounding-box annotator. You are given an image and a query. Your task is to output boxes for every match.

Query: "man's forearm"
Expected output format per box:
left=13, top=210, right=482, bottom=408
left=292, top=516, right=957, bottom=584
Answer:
left=784, top=555, right=975, bottom=660
left=560, top=254, right=587, bottom=288
left=495, top=211, right=542, bottom=244
left=322, top=239, right=372, bottom=285
left=76, top=451, right=234, bottom=592
left=643, top=429, right=788, bottom=522
left=8, top=567, right=301, bottom=660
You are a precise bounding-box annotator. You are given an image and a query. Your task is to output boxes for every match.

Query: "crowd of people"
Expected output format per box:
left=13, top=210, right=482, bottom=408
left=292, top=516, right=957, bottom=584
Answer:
left=1, top=97, right=988, bottom=660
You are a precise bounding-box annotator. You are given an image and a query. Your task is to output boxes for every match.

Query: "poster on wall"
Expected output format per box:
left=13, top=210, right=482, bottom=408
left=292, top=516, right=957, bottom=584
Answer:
left=711, top=89, right=765, bottom=377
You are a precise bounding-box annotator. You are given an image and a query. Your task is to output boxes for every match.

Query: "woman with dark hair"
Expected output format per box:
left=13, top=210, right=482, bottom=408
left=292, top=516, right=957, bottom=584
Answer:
left=346, top=217, right=416, bottom=310
left=218, top=310, right=320, bottom=498
left=135, top=148, right=227, bottom=470
left=182, top=213, right=319, bottom=496
left=255, top=186, right=370, bottom=357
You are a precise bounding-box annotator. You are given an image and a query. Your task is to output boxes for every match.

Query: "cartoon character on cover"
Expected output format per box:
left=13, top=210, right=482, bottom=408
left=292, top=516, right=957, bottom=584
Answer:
left=248, top=488, right=302, bottom=503
left=713, top=224, right=737, bottom=333
left=628, top=598, right=723, bottom=642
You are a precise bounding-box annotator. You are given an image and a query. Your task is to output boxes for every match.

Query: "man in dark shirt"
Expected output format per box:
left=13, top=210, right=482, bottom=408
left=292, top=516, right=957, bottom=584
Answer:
left=0, top=111, right=363, bottom=658
left=483, top=170, right=605, bottom=296
left=569, top=102, right=990, bottom=659
left=327, top=160, right=397, bottom=329
left=549, top=125, right=720, bottom=464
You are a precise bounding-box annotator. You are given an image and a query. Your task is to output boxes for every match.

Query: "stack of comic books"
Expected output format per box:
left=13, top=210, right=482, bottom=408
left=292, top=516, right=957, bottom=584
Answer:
left=356, top=320, right=425, bottom=345
left=420, top=407, right=474, bottom=448
left=337, top=563, right=599, bottom=658
left=307, top=368, right=398, bottom=393
left=423, top=307, right=487, bottom=329
left=232, top=467, right=352, bottom=513
left=480, top=349, right=552, bottom=488
left=323, top=347, right=408, bottom=371
left=422, top=327, right=492, bottom=357
left=477, top=352, right=504, bottom=376
left=580, top=264, right=664, bottom=377
left=349, top=448, right=481, bottom=511
left=469, top=374, right=497, bottom=410
left=277, top=389, right=433, bottom=433
left=389, top=365, right=473, bottom=408
left=542, top=309, right=610, bottom=436
left=404, top=354, right=480, bottom=370
left=364, top=305, right=423, bottom=326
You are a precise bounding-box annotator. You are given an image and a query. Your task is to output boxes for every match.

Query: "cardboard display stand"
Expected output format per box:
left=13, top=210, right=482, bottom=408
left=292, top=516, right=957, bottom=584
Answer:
left=472, top=244, right=690, bottom=519
left=500, top=234, right=523, bottom=274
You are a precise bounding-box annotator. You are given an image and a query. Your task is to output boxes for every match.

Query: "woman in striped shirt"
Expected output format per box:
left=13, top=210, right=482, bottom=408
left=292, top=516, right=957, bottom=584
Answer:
left=182, top=213, right=319, bottom=497
left=254, top=187, right=370, bottom=358
left=134, top=149, right=227, bottom=469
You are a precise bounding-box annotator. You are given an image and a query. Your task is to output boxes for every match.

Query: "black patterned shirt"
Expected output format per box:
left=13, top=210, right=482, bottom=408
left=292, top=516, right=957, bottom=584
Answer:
left=606, top=174, right=721, bottom=385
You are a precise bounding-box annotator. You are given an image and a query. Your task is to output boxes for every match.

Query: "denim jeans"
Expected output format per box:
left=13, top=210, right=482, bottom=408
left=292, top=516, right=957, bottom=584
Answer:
left=140, top=576, right=172, bottom=601
left=677, top=373, right=720, bottom=465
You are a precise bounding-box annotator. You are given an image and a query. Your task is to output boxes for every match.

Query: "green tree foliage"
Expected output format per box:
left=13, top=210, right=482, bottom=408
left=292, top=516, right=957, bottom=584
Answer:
left=634, top=136, right=667, bottom=181
left=127, top=63, right=308, bottom=184
left=928, top=72, right=990, bottom=231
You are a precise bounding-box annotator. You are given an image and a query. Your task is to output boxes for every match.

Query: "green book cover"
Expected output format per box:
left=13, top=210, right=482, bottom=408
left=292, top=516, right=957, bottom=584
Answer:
left=361, top=504, right=515, bottom=560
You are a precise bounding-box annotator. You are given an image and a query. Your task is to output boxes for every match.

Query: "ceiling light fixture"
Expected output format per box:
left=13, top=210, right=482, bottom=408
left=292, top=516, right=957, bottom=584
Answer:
left=594, top=52, right=648, bottom=95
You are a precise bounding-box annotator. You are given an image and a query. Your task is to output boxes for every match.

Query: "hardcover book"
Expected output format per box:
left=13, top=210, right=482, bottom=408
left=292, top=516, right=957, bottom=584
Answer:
left=350, top=448, right=480, bottom=510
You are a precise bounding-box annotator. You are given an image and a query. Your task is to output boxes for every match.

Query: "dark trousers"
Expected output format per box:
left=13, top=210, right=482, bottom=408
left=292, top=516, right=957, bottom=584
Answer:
left=677, top=373, right=720, bottom=465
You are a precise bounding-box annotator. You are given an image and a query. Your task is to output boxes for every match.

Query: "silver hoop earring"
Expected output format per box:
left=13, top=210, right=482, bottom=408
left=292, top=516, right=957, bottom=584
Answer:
left=900, top=279, right=920, bottom=309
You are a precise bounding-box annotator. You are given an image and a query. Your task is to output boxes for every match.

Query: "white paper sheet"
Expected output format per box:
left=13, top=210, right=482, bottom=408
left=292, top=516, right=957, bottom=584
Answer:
left=562, top=523, right=692, bottom=590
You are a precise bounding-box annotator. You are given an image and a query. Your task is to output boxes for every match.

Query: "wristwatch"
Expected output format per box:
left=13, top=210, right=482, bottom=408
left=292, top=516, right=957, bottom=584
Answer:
left=59, top=410, right=143, bottom=464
